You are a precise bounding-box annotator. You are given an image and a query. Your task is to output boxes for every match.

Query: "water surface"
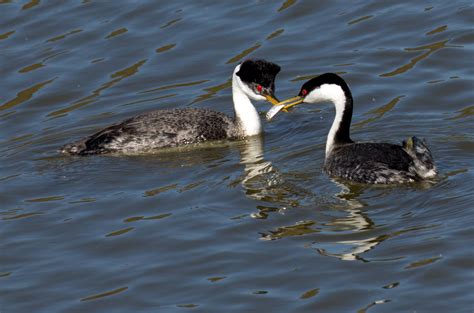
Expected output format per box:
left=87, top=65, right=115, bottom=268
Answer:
left=1, top=1, right=473, bottom=312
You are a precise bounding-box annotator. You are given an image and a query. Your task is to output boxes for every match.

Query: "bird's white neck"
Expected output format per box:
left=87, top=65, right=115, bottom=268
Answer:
left=326, top=94, right=347, bottom=156
left=232, top=65, right=262, bottom=137
left=305, top=84, right=352, bottom=157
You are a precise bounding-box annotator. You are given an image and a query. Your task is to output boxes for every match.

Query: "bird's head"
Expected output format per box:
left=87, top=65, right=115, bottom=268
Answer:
left=234, top=59, right=281, bottom=104
left=266, top=73, right=351, bottom=120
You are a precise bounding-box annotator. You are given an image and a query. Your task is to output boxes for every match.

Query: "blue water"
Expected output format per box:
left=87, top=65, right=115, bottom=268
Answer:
left=1, top=1, right=473, bottom=312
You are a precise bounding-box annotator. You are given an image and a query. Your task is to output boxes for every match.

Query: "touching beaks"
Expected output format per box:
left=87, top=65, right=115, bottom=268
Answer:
left=265, top=96, right=304, bottom=121
left=261, top=88, right=280, bottom=105
left=265, top=94, right=280, bottom=105
left=278, top=96, right=304, bottom=110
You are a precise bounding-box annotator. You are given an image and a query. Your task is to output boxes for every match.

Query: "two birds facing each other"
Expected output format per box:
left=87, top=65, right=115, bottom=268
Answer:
left=61, top=59, right=437, bottom=184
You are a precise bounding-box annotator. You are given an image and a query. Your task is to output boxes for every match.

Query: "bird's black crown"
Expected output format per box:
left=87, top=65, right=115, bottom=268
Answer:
left=299, top=73, right=351, bottom=97
left=237, top=59, right=281, bottom=88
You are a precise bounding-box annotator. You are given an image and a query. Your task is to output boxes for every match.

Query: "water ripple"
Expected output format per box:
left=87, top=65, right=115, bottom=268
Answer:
left=353, top=95, right=405, bottom=128
left=156, top=43, right=176, bottom=53
left=226, top=43, right=261, bottom=64
left=0, top=78, right=56, bottom=112
left=21, top=0, right=40, bottom=11
left=207, top=276, right=225, bottom=283
left=2, top=212, right=44, bottom=220
left=105, top=227, right=134, bottom=237
left=446, top=105, right=473, bottom=120
left=277, top=0, right=297, bottom=12
left=405, top=255, right=442, bottom=269
left=357, top=299, right=391, bottom=313
left=300, top=288, right=320, bottom=299
left=48, top=59, right=147, bottom=117
left=105, top=27, right=128, bottom=39
left=161, top=18, right=181, bottom=29
left=348, top=15, right=373, bottom=25
left=0, top=30, right=15, bottom=40
left=191, top=79, right=231, bottom=104
left=25, top=196, right=64, bottom=202
left=426, top=25, right=448, bottom=36
left=80, top=286, right=128, bottom=302
left=260, top=220, right=318, bottom=240
left=46, top=29, right=82, bottom=43
left=144, top=183, right=179, bottom=197
left=141, top=79, right=208, bottom=94
left=266, top=29, right=284, bottom=41
left=380, top=40, right=458, bottom=77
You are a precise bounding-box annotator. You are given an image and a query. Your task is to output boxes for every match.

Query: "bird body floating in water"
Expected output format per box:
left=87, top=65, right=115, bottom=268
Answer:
left=61, top=59, right=280, bottom=155
left=267, top=73, right=437, bottom=184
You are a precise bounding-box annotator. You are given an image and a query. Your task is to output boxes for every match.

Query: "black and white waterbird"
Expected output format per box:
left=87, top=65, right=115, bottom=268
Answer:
left=61, top=59, right=281, bottom=155
left=267, top=73, right=437, bottom=184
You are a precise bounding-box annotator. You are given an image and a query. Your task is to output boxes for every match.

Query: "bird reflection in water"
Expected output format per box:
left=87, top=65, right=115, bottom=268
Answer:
left=235, top=136, right=312, bottom=219
left=316, top=182, right=396, bottom=262
left=258, top=177, right=391, bottom=262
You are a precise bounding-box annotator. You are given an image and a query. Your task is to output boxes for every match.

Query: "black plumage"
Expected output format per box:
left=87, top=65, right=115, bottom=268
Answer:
left=324, top=143, right=418, bottom=184
left=237, top=59, right=280, bottom=91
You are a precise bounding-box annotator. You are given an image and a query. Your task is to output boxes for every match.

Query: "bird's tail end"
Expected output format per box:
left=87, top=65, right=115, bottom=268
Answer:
left=403, top=136, right=437, bottom=179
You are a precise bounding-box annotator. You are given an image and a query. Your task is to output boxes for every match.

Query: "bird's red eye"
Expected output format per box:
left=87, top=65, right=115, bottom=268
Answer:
left=301, top=89, right=308, bottom=96
left=257, top=85, right=263, bottom=92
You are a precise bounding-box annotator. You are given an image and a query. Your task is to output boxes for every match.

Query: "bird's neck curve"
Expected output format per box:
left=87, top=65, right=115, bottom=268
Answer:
left=325, top=85, right=353, bottom=157
left=232, top=67, right=262, bottom=137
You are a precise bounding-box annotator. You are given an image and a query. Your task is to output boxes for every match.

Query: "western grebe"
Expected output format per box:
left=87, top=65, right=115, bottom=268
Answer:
left=267, top=73, right=437, bottom=184
left=61, top=59, right=281, bottom=155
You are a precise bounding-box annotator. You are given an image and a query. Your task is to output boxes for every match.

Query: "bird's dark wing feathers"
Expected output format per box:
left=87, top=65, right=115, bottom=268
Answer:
left=330, top=143, right=413, bottom=171
left=63, top=108, right=236, bottom=154
left=324, top=143, right=417, bottom=184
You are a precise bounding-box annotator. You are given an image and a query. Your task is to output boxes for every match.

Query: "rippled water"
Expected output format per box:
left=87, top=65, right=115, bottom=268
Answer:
left=1, top=1, right=473, bottom=312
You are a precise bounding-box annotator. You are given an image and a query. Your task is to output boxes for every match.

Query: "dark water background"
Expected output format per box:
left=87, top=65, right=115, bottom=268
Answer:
left=1, top=1, right=473, bottom=312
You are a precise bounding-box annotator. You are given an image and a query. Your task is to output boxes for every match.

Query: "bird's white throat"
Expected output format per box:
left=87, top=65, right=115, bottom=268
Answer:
left=232, top=64, right=262, bottom=137
left=305, top=84, right=347, bottom=157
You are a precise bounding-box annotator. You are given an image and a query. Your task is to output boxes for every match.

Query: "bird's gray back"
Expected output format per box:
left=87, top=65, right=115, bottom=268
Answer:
left=324, top=142, right=417, bottom=183
left=62, top=108, right=240, bottom=154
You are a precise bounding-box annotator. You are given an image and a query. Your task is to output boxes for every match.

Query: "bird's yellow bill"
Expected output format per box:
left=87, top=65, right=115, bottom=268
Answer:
left=265, top=96, right=304, bottom=121
left=277, top=96, right=304, bottom=110
left=265, top=94, right=280, bottom=106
